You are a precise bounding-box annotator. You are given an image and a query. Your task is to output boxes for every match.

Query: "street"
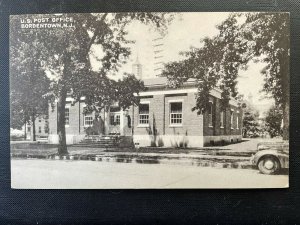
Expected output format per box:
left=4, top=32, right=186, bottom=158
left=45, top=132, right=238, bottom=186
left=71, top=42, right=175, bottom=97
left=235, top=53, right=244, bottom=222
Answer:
left=11, top=159, right=288, bottom=189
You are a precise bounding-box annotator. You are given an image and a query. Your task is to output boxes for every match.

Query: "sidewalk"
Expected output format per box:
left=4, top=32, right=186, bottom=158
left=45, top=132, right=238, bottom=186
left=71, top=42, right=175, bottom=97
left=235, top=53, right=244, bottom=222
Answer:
left=11, top=138, right=276, bottom=170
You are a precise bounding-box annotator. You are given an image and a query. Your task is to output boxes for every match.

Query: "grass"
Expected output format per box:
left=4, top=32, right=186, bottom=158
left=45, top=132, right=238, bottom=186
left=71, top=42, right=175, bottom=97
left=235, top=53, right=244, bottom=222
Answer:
left=11, top=138, right=279, bottom=157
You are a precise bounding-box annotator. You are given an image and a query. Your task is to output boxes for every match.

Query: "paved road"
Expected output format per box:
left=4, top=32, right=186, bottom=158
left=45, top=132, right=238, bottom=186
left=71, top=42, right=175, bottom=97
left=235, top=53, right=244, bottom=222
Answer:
left=11, top=159, right=288, bottom=189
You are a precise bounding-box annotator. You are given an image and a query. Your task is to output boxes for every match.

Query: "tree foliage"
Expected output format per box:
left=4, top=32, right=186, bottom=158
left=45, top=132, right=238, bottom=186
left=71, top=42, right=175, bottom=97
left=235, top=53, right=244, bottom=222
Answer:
left=161, top=12, right=289, bottom=139
left=10, top=13, right=174, bottom=154
left=242, top=104, right=261, bottom=138
left=10, top=35, right=51, bottom=140
left=265, top=105, right=283, bottom=138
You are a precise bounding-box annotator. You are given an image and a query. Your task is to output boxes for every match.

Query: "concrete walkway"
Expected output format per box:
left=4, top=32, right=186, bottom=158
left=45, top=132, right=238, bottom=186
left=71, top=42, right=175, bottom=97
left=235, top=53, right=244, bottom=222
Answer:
left=11, top=160, right=288, bottom=189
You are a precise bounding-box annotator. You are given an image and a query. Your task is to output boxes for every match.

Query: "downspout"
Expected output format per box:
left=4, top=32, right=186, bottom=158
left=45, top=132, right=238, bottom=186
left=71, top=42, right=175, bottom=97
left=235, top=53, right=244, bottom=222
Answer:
left=56, top=102, right=58, bottom=134
left=132, top=105, right=134, bottom=136
left=78, top=101, right=80, bottom=134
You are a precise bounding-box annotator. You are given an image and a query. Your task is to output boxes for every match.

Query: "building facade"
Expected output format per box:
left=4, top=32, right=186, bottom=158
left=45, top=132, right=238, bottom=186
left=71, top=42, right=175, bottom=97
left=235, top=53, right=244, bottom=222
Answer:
left=48, top=77, right=242, bottom=147
left=25, top=115, right=49, bottom=140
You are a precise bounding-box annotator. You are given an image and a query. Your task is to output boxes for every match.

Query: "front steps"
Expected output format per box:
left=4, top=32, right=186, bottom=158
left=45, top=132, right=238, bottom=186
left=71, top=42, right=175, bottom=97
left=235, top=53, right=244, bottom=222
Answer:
left=72, top=135, right=119, bottom=148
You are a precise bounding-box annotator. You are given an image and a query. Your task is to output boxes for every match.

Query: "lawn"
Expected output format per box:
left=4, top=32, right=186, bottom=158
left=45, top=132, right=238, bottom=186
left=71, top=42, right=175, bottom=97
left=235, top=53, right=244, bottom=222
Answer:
left=10, top=138, right=283, bottom=157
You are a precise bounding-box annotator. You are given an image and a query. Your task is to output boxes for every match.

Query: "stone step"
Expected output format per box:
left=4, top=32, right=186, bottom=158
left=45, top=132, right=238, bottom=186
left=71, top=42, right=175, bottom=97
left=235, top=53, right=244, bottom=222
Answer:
left=80, top=140, right=115, bottom=143
left=72, top=144, right=116, bottom=148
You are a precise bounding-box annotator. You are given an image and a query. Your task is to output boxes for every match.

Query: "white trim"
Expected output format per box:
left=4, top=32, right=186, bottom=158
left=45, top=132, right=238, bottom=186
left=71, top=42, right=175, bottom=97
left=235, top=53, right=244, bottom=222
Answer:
left=220, top=111, right=224, bottom=128
left=209, top=89, right=222, bottom=99
left=208, top=101, right=213, bottom=127
left=230, top=109, right=234, bottom=129
left=136, top=88, right=239, bottom=106
left=137, top=124, right=150, bottom=128
left=229, top=100, right=239, bottom=107
left=140, top=100, right=151, bottom=104
left=136, top=88, right=222, bottom=99
left=136, top=88, right=197, bottom=96
left=66, top=96, right=86, bottom=102
left=169, top=124, right=183, bottom=128
left=168, top=99, right=184, bottom=103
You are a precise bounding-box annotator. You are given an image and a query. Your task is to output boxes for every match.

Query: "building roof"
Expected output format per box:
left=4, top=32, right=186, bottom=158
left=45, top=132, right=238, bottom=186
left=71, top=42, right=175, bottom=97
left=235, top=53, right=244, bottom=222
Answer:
left=143, top=77, right=197, bottom=87
left=141, top=77, right=240, bottom=107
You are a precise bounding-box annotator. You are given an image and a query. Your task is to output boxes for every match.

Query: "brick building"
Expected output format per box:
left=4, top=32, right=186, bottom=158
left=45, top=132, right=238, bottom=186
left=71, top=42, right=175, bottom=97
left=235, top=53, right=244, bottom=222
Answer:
left=129, top=77, right=242, bottom=147
left=48, top=75, right=242, bottom=147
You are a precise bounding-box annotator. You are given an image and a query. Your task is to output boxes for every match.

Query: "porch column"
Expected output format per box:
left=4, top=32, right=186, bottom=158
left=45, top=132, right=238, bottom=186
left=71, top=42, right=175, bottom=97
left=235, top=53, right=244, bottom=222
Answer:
left=120, top=108, right=124, bottom=135
left=104, top=110, right=109, bottom=135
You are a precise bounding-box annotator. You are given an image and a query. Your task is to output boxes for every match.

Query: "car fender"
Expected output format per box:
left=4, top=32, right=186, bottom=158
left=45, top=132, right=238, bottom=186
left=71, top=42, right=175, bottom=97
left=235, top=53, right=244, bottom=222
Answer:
left=253, top=150, right=288, bottom=168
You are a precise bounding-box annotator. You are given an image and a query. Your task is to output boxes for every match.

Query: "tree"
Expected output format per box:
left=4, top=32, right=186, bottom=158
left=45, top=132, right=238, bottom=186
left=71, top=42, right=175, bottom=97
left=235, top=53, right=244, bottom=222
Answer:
left=161, top=13, right=289, bottom=139
left=161, top=15, right=248, bottom=114
left=10, top=13, right=174, bottom=155
left=265, top=105, right=283, bottom=138
left=242, top=13, right=290, bottom=140
left=242, top=105, right=261, bottom=138
left=10, top=36, right=51, bottom=141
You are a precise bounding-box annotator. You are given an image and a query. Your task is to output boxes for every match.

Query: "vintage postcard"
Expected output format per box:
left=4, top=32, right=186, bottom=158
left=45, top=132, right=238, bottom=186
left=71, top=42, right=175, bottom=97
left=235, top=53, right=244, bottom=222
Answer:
left=10, top=12, right=289, bottom=189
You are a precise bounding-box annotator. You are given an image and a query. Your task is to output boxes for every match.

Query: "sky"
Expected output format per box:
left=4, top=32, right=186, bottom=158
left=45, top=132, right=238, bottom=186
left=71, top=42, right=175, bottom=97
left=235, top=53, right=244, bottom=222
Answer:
left=90, top=12, right=273, bottom=109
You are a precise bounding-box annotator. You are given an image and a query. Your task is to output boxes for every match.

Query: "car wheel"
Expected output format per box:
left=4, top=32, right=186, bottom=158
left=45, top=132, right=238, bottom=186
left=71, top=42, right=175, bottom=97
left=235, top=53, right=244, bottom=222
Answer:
left=258, top=156, right=281, bottom=175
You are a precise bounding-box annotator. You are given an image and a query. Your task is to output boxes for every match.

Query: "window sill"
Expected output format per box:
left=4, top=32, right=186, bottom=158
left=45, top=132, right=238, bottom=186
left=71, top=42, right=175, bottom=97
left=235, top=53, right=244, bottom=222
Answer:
left=208, top=125, right=213, bottom=128
left=169, top=124, right=183, bottom=127
left=65, top=125, right=70, bottom=128
left=220, top=126, right=224, bottom=129
left=137, top=124, right=150, bottom=128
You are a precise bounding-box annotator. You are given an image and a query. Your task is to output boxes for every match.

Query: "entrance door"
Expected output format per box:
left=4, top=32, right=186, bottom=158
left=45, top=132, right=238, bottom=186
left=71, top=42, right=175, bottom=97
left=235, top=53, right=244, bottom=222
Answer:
left=108, top=111, right=121, bottom=135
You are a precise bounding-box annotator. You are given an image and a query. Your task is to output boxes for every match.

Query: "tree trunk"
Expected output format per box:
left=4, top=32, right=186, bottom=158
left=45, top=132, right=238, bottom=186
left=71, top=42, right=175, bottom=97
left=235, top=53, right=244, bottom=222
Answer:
left=57, top=86, right=68, bottom=155
left=31, top=115, right=36, bottom=141
left=24, top=121, right=27, bottom=140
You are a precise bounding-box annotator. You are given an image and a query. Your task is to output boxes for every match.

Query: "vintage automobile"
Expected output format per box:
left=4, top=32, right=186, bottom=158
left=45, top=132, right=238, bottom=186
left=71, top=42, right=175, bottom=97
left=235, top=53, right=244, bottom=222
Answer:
left=250, top=142, right=289, bottom=175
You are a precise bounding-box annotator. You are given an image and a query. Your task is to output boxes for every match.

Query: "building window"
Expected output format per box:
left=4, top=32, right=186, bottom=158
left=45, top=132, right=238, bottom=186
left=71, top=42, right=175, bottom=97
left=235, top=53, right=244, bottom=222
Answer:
left=139, top=103, right=149, bottom=125
left=110, top=113, right=120, bottom=125
left=27, top=127, right=31, bottom=132
left=38, top=117, right=41, bottom=123
left=65, top=108, right=69, bottom=125
left=38, top=126, right=41, bottom=133
left=83, top=107, right=93, bottom=126
left=115, top=114, right=120, bottom=125
left=230, top=110, right=234, bottom=129
left=170, top=102, right=182, bottom=125
left=84, top=115, right=93, bottom=126
left=110, top=115, right=114, bottom=125
left=208, top=101, right=213, bottom=127
left=220, top=111, right=224, bottom=128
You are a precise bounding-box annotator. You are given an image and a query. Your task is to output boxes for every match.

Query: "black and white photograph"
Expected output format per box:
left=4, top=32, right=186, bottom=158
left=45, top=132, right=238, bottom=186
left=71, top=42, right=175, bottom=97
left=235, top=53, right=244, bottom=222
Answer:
left=10, top=12, right=289, bottom=189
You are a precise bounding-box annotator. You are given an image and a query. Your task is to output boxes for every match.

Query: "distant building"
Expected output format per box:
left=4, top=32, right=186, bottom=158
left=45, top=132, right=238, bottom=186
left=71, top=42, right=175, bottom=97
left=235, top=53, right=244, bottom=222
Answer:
left=25, top=115, right=49, bottom=140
